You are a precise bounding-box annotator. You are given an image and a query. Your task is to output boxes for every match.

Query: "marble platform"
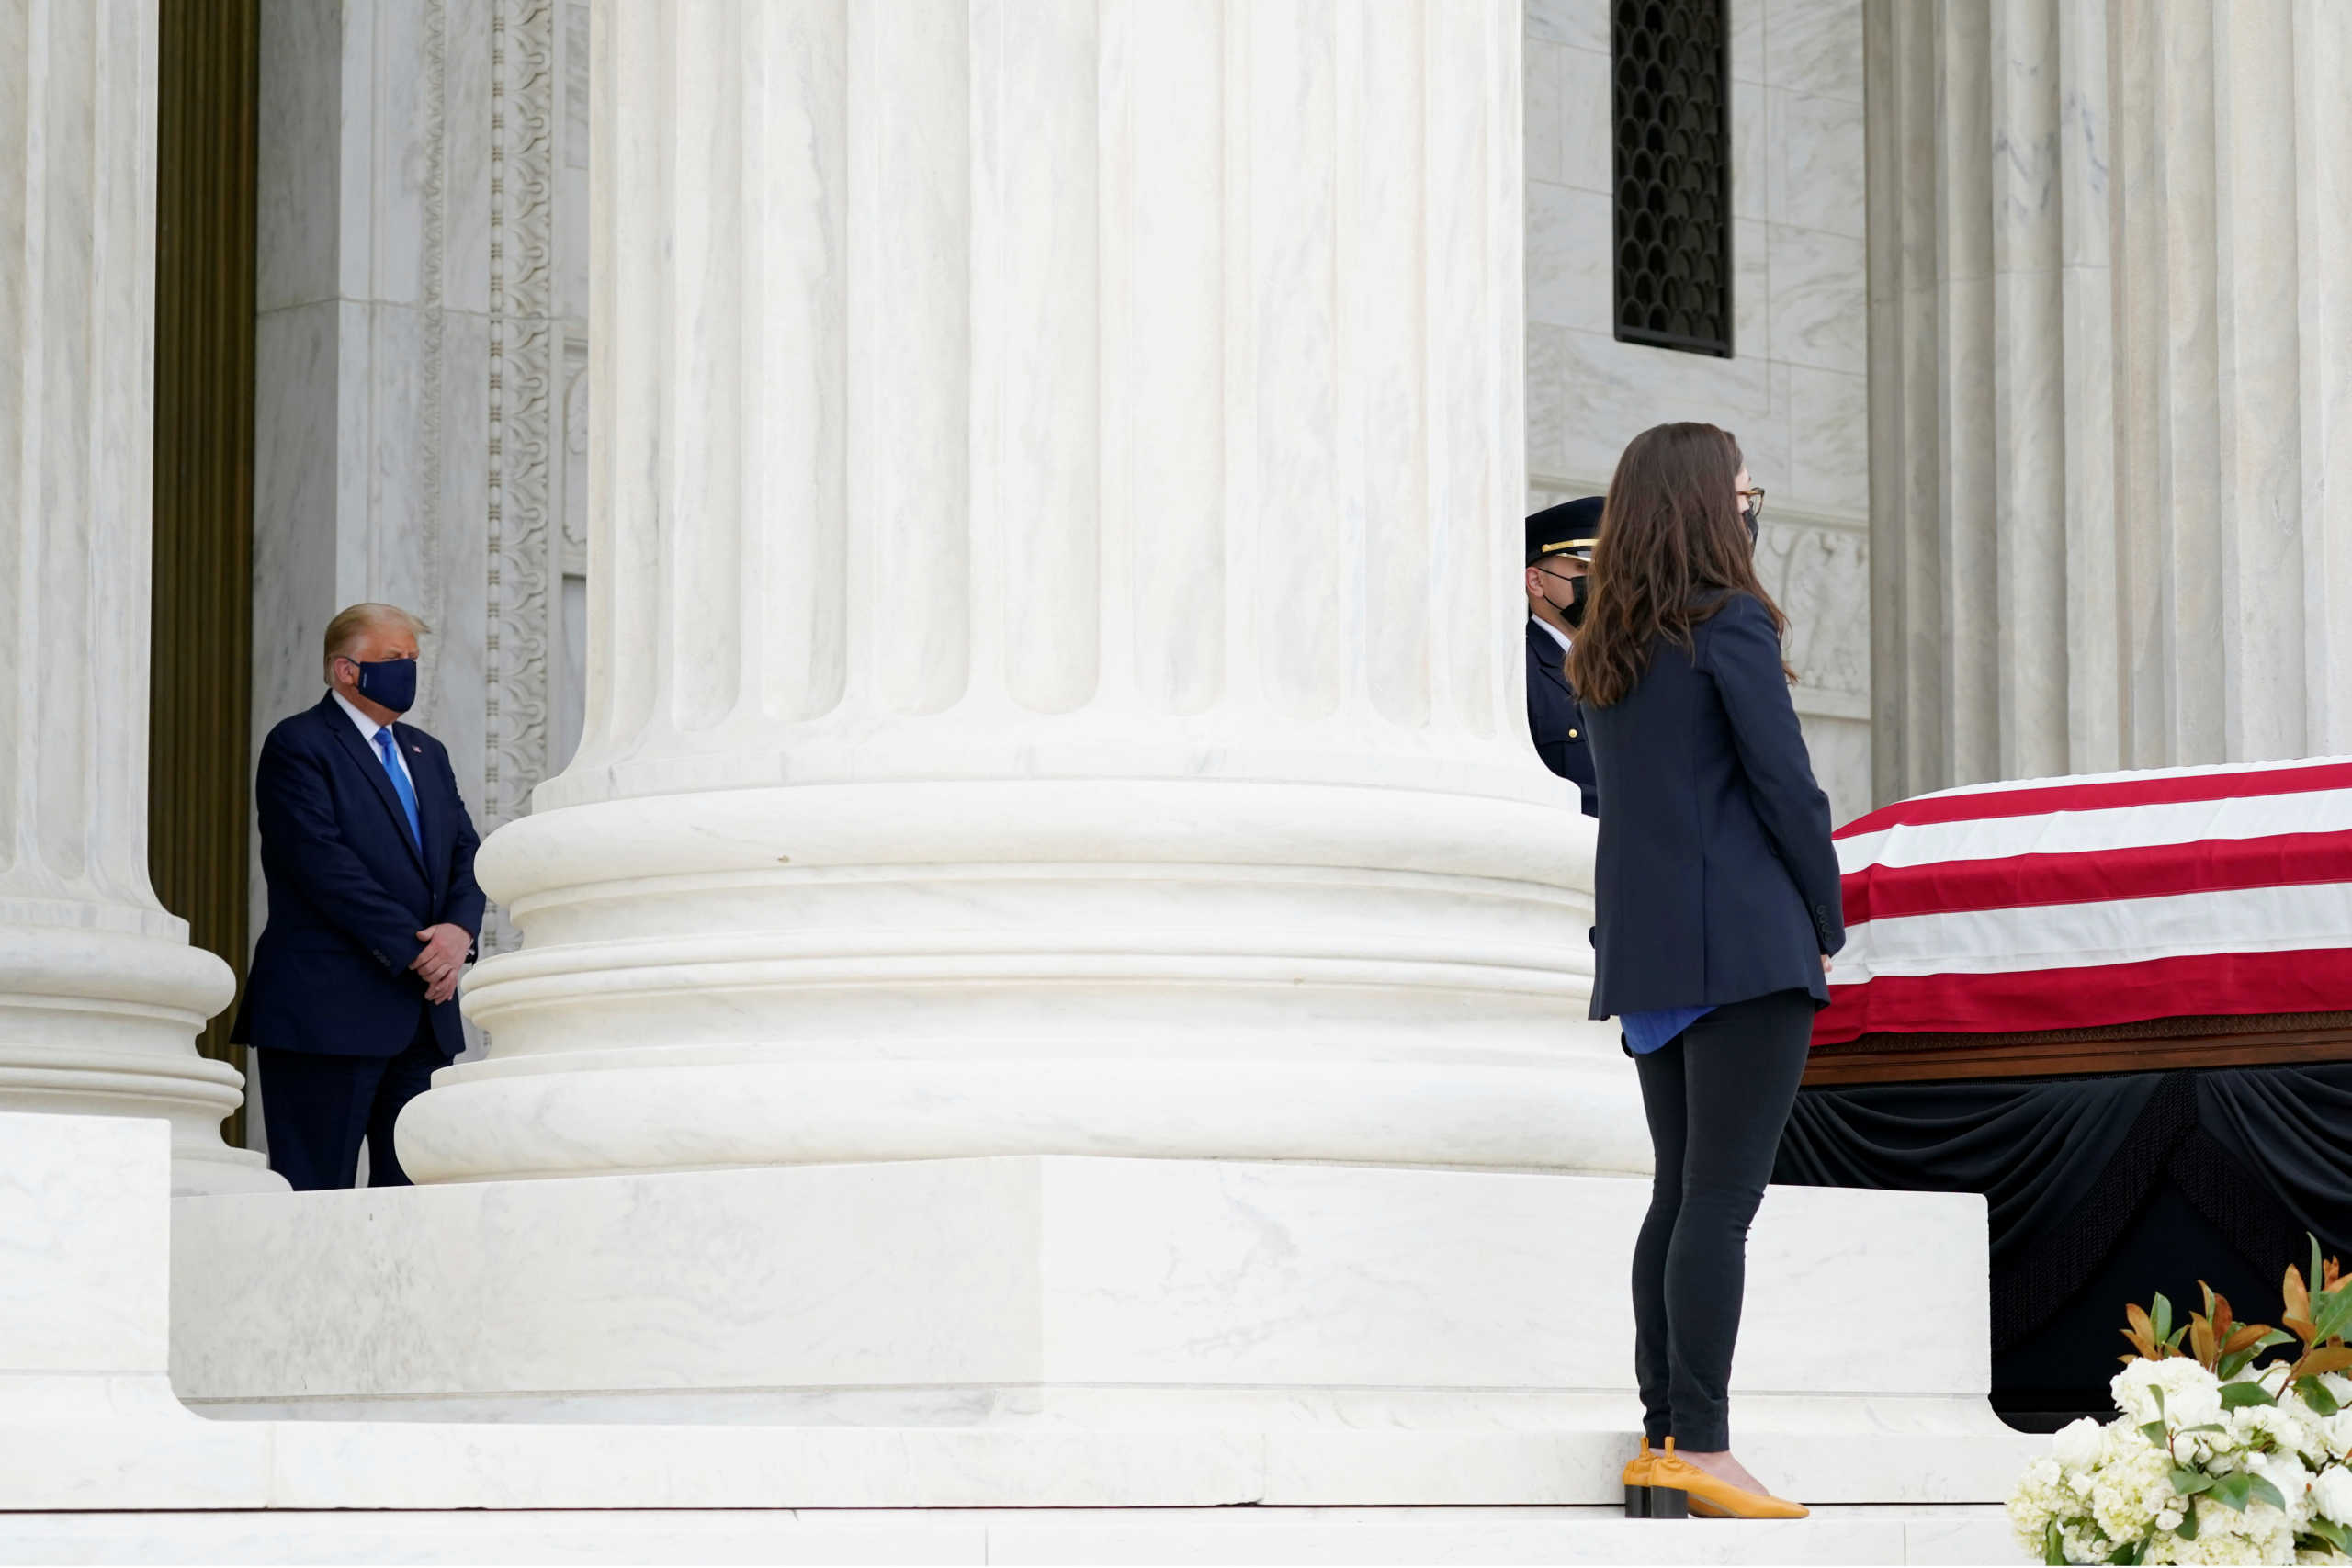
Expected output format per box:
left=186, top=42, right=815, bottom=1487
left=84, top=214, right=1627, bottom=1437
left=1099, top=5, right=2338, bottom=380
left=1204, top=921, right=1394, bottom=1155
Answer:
left=0, top=1505, right=2018, bottom=1565
left=6, top=1111, right=2039, bottom=1523
left=159, top=1153, right=2034, bottom=1508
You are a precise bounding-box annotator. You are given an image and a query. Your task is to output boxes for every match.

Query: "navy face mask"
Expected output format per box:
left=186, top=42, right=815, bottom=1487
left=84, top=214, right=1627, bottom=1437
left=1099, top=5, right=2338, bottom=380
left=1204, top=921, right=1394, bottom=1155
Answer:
left=350, top=656, right=418, bottom=714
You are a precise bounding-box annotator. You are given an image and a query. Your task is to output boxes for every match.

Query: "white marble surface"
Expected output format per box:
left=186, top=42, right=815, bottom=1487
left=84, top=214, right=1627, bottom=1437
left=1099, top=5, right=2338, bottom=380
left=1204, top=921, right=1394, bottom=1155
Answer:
left=1522, top=0, right=1870, bottom=518
left=2, top=1115, right=169, bottom=1374
left=1867, top=0, right=2352, bottom=794
left=0, top=0, right=277, bottom=1192
left=0, top=1116, right=272, bottom=1509
left=0, top=1506, right=2018, bottom=1566
left=385, top=0, right=1645, bottom=1182
left=169, top=1156, right=2032, bottom=1505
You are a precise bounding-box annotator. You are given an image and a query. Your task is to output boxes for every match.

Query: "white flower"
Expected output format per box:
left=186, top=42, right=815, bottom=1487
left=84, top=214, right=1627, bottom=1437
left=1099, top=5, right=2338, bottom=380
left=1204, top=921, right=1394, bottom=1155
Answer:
left=2091, top=1441, right=2179, bottom=1542
left=2055, top=1416, right=2109, bottom=1469
left=2312, top=1464, right=2352, bottom=1526
left=2119, top=1358, right=2228, bottom=1430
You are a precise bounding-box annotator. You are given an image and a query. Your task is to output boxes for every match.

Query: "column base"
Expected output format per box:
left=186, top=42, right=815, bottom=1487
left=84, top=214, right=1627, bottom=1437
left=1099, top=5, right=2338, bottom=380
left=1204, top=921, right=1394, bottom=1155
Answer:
left=172, top=1156, right=2037, bottom=1505
left=0, top=920, right=283, bottom=1196
left=412, top=777, right=1637, bottom=1182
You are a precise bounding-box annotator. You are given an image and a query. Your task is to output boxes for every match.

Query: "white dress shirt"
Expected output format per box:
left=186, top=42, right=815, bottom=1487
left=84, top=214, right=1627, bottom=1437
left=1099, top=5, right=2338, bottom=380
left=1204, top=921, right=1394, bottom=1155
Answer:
left=1531, top=615, right=1573, bottom=657
left=332, top=689, right=416, bottom=791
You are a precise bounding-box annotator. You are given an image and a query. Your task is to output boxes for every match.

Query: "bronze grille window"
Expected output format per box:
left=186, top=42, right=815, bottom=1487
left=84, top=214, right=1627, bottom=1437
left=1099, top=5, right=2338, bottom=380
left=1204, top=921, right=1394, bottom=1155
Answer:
left=1611, top=0, right=1733, bottom=356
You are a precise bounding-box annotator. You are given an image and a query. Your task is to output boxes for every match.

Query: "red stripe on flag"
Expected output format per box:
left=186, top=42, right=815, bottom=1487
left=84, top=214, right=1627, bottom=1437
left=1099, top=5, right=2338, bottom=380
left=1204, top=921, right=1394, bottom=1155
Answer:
left=1832, top=761, right=2352, bottom=839
left=1810, top=947, right=2352, bottom=1045
left=1839, top=830, right=2352, bottom=925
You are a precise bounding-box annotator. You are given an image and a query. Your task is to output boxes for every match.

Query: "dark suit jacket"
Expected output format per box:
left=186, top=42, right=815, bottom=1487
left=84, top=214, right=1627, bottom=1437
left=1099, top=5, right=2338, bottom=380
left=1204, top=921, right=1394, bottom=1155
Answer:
left=1582, top=592, right=1844, bottom=1019
left=231, top=694, right=485, bottom=1058
left=1526, top=619, right=1600, bottom=818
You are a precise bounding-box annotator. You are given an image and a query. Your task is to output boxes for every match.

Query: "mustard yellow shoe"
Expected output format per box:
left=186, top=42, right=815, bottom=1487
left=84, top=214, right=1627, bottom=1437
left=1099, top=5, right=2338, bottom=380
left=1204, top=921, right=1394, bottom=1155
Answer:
left=1621, top=1437, right=1689, bottom=1518
left=1648, top=1439, right=1809, bottom=1520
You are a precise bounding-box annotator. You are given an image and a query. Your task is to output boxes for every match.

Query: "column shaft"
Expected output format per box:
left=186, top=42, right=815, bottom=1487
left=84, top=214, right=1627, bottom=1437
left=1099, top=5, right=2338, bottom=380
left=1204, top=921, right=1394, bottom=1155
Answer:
left=1865, top=0, right=2347, bottom=802
left=399, top=0, right=1641, bottom=1186
left=0, top=0, right=279, bottom=1193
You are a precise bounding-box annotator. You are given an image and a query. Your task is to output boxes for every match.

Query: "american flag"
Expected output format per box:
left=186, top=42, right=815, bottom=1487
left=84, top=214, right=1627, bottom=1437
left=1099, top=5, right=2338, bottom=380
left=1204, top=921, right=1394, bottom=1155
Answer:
left=1815, top=757, right=2352, bottom=1044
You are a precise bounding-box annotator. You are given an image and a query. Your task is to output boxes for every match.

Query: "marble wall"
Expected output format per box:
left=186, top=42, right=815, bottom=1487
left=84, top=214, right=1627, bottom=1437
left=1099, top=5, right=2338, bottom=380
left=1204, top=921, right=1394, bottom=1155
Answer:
left=1525, top=0, right=1873, bottom=824
left=251, top=0, right=592, bottom=993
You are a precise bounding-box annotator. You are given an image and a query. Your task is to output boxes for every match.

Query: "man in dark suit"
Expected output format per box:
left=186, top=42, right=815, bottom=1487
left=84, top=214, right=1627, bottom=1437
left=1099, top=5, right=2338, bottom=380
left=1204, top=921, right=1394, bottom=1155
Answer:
left=231, top=603, right=484, bottom=1190
left=1525, top=497, right=1603, bottom=817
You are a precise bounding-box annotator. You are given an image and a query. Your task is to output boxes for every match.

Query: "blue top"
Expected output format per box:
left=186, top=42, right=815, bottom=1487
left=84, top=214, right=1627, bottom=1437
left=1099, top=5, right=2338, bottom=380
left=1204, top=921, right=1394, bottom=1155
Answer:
left=1621, top=1006, right=1715, bottom=1055
left=1582, top=592, right=1846, bottom=1020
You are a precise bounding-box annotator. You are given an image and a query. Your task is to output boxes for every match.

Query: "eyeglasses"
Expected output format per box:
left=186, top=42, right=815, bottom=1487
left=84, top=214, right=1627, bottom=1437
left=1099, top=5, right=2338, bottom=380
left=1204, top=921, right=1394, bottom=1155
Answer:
left=1738, top=487, right=1766, bottom=523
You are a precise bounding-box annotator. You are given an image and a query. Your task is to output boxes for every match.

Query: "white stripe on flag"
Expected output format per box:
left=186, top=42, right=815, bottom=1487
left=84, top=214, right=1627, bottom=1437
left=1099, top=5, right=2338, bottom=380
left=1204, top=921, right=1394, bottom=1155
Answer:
left=1835, top=789, right=2352, bottom=874
left=1829, top=880, right=2352, bottom=981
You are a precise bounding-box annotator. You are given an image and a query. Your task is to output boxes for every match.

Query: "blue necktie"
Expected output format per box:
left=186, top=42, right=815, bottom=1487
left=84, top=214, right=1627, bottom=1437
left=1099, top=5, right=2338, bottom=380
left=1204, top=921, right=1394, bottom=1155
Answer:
left=373, top=727, right=423, bottom=850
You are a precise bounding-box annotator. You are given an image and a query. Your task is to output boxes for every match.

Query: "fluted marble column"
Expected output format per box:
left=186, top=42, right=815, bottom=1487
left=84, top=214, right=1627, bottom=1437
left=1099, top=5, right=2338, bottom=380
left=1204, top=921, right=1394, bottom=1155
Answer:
left=1865, top=0, right=2352, bottom=799
left=397, top=0, right=1642, bottom=1185
left=0, top=0, right=283, bottom=1194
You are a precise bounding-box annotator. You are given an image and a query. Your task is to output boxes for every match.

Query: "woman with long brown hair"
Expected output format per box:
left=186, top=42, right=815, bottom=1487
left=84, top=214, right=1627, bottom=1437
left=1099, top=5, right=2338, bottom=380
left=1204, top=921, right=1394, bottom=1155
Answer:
left=1567, top=423, right=1845, bottom=1522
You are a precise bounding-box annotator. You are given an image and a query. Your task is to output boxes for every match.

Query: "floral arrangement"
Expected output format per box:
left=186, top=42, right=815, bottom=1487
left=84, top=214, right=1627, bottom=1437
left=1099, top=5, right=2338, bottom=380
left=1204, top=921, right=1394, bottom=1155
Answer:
left=2007, top=1240, right=2352, bottom=1564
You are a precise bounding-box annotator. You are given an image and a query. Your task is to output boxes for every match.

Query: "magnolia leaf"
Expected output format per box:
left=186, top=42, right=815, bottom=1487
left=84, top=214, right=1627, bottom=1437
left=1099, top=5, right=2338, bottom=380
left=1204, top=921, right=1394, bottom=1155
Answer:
left=2312, top=1236, right=2325, bottom=1305
left=2325, top=1252, right=2343, bottom=1292
left=2299, top=1376, right=2343, bottom=1416
left=2044, top=1518, right=2068, bottom=1566
left=2172, top=1467, right=2218, bottom=1495
left=2256, top=1328, right=2295, bottom=1351
left=2151, top=1385, right=2167, bottom=1415
left=2210, top=1287, right=2233, bottom=1346
left=2221, top=1323, right=2272, bottom=1356
left=2106, top=1541, right=2143, bottom=1567
left=2153, top=1292, right=2176, bottom=1345
left=2129, top=1302, right=2158, bottom=1343
left=2247, top=1474, right=2288, bottom=1514
left=2218, top=1381, right=2276, bottom=1409
left=2285, top=1315, right=2321, bottom=1347
left=2312, top=1289, right=2352, bottom=1345
left=2177, top=1423, right=2228, bottom=1434
left=2308, top=1517, right=2351, bottom=1555
left=2210, top=1472, right=2253, bottom=1513
left=2286, top=1266, right=2312, bottom=1330
left=2165, top=1325, right=2190, bottom=1354
left=2140, top=1419, right=2170, bottom=1444
left=2290, top=1346, right=2352, bottom=1380
left=2216, top=1351, right=2250, bottom=1381
left=2176, top=1502, right=2200, bottom=1540
left=2190, top=1314, right=2217, bottom=1368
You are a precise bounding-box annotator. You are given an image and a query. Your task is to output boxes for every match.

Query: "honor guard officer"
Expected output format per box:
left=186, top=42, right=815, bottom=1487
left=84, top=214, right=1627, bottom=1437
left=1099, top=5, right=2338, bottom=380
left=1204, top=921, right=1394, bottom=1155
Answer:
left=1525, top=496, right=1602, bottom=817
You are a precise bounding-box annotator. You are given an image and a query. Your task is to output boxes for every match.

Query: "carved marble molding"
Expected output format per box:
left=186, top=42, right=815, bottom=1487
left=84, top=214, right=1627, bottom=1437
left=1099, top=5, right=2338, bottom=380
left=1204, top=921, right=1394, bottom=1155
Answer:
left=483, top=0, right=560, bottom=955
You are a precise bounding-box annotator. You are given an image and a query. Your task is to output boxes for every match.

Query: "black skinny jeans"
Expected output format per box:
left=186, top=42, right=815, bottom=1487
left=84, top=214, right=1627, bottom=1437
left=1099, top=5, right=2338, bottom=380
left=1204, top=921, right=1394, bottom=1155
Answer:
left=1630, top=987, right=1816, bottom=1452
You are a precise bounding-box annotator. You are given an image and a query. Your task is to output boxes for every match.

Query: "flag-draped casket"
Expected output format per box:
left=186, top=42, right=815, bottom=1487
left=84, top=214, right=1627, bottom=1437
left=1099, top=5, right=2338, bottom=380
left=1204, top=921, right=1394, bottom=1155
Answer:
left=1815, top=758, right=2352, bottom=1049
left=1779, top=759, right=2352, bottom=1414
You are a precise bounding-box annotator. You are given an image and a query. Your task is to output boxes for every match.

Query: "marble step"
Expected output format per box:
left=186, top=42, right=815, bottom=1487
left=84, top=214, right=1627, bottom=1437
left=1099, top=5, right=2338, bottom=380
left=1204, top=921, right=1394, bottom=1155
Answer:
left=0, top=1505, right=2018, bottom=1566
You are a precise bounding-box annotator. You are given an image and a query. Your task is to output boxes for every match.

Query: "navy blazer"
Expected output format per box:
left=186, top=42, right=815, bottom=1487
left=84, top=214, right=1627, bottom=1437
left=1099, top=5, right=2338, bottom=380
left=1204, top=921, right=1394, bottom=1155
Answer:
left=1526, top=619, right=1600, bottom=818
left=1582, top=592, right=1844, bottom=1019
left=231, top=694, right=485, bottom=1058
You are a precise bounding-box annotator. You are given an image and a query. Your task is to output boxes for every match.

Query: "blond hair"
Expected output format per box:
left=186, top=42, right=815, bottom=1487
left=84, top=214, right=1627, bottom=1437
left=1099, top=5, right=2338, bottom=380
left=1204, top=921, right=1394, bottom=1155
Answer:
left=322, top=603, right=429, bottom=679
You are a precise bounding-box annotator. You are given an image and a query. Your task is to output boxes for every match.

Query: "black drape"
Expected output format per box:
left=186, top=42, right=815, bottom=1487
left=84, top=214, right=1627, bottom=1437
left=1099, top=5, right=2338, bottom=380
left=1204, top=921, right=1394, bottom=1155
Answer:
left=1774, top=1063, right=2352, bottom=1353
